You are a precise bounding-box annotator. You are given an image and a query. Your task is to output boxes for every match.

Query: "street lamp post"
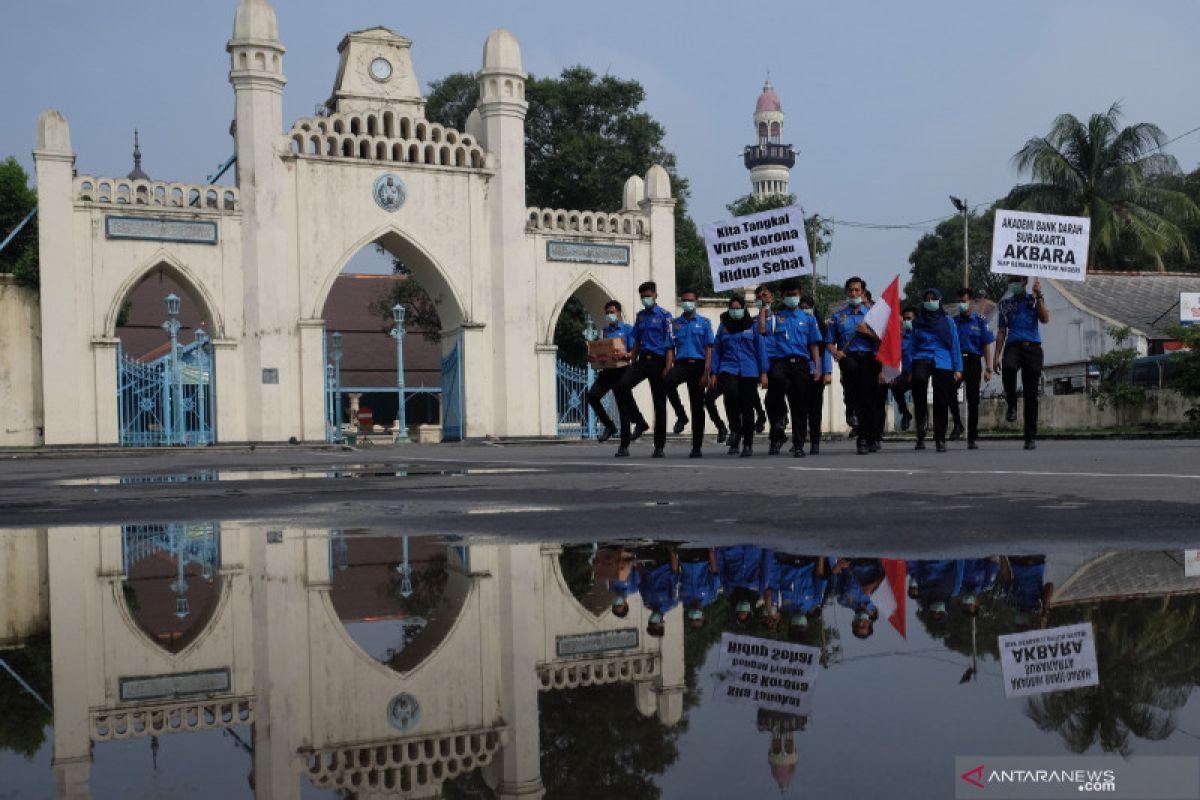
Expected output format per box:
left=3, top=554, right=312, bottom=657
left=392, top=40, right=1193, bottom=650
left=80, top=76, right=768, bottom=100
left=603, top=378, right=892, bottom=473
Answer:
left=390, top=304, right=410, bottom=444
left=396, top=535, right=413, bottom=598
left=162, top=293, right=182, bottom=446
left=331, top=331, right=343, bottom=444
left=950, top=196, right=969, bottom=289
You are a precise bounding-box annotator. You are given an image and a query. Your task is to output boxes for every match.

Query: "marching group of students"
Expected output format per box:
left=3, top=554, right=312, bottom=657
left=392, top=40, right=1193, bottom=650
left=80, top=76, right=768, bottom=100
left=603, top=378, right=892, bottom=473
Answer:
left=587, top=273, right=1051, bottom=457
left=598, top=543, right=1051, bottom=641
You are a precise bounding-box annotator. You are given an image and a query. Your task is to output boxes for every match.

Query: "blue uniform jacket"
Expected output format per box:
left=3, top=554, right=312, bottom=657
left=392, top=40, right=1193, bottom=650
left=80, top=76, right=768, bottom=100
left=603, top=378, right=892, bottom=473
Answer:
left=632, top=304, right=674, bottom=356
left=761, top=308, right=822, bottom=361
left=717, top=545, right=770, bottom=595
left=901, top=328, right=913, bottom=374
left=955, top=312, right=995, bottom=356
left=638, top=561, right=680, bottom=613
left=712, top=323, right=767, bottom=378
left=832, top=559, right=883, bottom=613
left=907, top=559, right=964, bottom=603
left=671, top=314, right=714, bottom=361
left=609, top=569, right=640, bottom=598
left=679, top=560, right=721, bottom=609
left=912, top=316, right=963, bottom=372
left=774, top=560, right=827, bottom=614
left=602, top=321, right=636, bottom=353
left=960, top=557, right=1001, bottom=594
left=828, top=305, right=878, bottom=355
left=1007, top=560, right=1047, bottom=611
left=997, top=293, right=1042, bottom=344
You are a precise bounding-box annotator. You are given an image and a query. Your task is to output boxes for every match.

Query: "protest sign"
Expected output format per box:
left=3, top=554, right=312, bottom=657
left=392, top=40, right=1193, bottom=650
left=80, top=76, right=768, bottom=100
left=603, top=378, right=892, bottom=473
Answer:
left=714, top=633, right=820, bottom=715
left=998, top=622, right=1099, bottom=698
left=1181, top=293, right=1200, bottom=327
left=991, top=210, right=1090, bottom=282
left=1184, top=549, right=1200, bottom=578
left=703, top=205, right=813, bottom=292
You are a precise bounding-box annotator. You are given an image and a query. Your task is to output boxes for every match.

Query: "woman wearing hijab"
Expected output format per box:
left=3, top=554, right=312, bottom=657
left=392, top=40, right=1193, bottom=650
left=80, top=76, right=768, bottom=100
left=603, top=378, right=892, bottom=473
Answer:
left=709, top=296, right=768, bottom=457
left=911, top=288, right=963, bottom=452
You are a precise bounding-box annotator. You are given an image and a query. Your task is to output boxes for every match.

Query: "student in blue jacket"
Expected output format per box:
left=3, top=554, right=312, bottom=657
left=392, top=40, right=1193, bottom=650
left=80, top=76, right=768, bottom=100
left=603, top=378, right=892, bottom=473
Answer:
left=911, top=288, right=963, bottom=452
left=677, top=547, right=721, bottom=629
left=709, top=297, right=768, bottom=457
left=799, top=295, right=833, bottom=455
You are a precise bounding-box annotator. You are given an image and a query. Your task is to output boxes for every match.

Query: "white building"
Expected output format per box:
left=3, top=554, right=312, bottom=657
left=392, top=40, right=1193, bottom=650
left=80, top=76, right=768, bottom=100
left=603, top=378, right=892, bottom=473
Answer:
left=1, top=0, right=677, bottom=446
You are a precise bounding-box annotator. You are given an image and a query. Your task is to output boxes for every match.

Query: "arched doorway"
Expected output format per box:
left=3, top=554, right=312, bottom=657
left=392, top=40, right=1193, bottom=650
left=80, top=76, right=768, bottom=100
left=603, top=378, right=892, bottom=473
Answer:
left=112, top=262, right=219, bottom=446
left=549, top=278, right=619, bottom=438
left=317, top=230, right=467, bottom=443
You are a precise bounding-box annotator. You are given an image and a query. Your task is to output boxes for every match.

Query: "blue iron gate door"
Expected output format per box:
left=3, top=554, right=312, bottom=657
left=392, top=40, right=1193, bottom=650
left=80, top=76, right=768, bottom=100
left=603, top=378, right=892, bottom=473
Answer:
left=117, top=336, right=215, bottom=447
left=441, top=335, right=464, bottom=442
left=556, top=358, right=612, bottom=438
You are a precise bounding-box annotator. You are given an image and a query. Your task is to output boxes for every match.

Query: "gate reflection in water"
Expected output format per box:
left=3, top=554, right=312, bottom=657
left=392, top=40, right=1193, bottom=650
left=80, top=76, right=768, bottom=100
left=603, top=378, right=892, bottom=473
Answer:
left=3, top=530, right=1198, bottom=799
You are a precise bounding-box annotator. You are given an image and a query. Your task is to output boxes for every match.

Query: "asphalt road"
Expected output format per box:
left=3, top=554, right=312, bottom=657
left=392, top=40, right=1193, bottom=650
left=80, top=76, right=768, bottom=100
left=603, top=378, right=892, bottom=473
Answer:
left=2, top=437, right=1198, bottom=553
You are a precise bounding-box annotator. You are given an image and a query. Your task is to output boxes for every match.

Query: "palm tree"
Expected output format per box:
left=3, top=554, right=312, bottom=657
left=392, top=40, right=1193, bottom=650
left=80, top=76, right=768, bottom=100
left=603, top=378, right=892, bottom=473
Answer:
left=1008, top=103, right=1200, bottom=270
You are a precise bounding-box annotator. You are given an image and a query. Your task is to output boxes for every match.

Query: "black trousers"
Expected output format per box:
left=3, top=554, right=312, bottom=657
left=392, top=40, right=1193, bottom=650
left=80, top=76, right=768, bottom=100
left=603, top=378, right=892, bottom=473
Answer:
left=805, top=381, right=825, bottom=443
left=586, top=366, right=644, bottom=431
left=958, top=353, right=982, bottom=441
left=715, top=373, right=759, bottom=447
left=664, top=359, right=707, bottom=450
left=911, top=359, right=957, bottom=443
left=891, top=373, right=911, bottom=418
left=841, top=352, right=882, bottom=444
left=664, top=380, right=689, bottom=421
left=767, top=358, right=812, bottom=445
left=705, top=379, right=765, bottom=430
left=1002, top=343, right=1043, bottom=440
left=618, top=353, right=668, bottom=449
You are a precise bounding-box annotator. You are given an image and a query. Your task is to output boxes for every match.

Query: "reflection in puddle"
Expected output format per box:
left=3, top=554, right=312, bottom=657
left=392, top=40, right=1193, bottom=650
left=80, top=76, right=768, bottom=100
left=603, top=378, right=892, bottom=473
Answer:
left=1, top=530, right=1198, bottom=799
left=53, top=465, right=548, bottom=486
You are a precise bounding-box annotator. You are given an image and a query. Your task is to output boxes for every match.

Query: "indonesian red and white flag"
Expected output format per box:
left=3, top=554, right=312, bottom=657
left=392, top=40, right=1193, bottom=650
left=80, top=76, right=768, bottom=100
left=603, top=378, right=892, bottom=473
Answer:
left=863, top=275, right=903, bottom=381
left=872, top=559, right=908, bottom=639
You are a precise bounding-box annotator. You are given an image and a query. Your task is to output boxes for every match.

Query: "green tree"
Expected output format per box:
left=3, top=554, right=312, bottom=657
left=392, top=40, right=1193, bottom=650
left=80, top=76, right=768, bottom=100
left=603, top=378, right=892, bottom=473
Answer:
left=1088, top=325, right=1147, bottom=430
left=905, top=208, right=1007, bottom=306
left=1153, top=164, right=1200, bottom=272
left=1007, top=104, right=1200, bottom=270
left=0, top=156, right=39, bottom=289
left=1167, top=324, right=1200, bottom=426
left=368, top=253, right=443, bottom=343
left=0, top=631, right=53, bottom=758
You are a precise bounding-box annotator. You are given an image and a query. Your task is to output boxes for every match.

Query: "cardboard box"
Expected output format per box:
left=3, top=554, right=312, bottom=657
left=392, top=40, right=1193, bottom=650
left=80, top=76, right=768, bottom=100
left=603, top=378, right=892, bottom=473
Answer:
left=593, top=547, right=634, bottom=581
left=587, top=337, right=630, bottom=368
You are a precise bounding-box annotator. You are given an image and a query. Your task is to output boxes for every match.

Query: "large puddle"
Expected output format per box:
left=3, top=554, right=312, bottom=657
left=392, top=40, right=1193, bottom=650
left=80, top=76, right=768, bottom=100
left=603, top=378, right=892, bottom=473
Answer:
left=1, top=528, right=1198, bottom=798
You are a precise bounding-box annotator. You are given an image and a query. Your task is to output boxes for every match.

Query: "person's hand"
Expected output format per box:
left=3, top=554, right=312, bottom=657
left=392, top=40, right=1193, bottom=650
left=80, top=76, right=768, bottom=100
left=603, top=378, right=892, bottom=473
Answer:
left=823, top=373, right=832, bottom=385
left=813, top=371, right=823, bottom=383
left=760, top=374, right=769, bottom=390
left=708, top=375, right=717, bottom=389
left=700, top=372, right=710, bottom=387
left=832, top=349, right=845, bottom=362
left=993, top=359, right=1002, bottom=373
left=1032, top=278, right=1042, bottom=296
left=877, top=372, right=888, bottom=385
left=855, top=321, right=872, bottom=335
left=984, top=368, right=993, bottom=382
left=953, top=371, right=963, bottom=382
left=662, top=367, right=670, bottom=378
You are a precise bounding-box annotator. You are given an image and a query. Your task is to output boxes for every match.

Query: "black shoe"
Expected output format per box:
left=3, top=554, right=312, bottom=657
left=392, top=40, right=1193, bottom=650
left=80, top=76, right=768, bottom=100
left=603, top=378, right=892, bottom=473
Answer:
left=809, top=441, right=820, bottom=455
left=673, top=417, right=688, bottom=435
left=651, top=448, right=665, bottom=458
left=1024, top=439, right=1037, bottom=450
left=615, top=447, right=629, bottom=457
left=597, top=424, right=616, bottom=443
left=788, top=443, right=797, bottom=454
left=755, top=418, right=766, bottom=434
left=856, top=440, right=869, bottom=455
left=715, top=423, right=728, bottom=444
left=967, top=440, right=979, bottom=450
left=1006, top=406, right=1018, bottom=423
left=899, top=413, right=912, bottom=432
left=768, top=441, right=782, bottom=455
left=868, top=441, right=880, bottom=453
left=689, top=448, right=702, bottom=458
left=949, top=425, right=964, bottom=441
left=935, top=441, right=947, bottom=453
left=915, top=440, right=926, bottom=451
left=630, top=422, right=649, bottom=442
left=792, top=442, right=805, bottom=458
left=740, top=443, right=753, bottom=458
left=847, top=426, right=859, bottom=440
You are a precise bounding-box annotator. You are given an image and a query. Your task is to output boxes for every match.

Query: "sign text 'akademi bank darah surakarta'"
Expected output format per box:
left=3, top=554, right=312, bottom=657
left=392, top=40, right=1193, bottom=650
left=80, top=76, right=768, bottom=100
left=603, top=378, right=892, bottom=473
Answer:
left=703, top=205, right=814, bottom=292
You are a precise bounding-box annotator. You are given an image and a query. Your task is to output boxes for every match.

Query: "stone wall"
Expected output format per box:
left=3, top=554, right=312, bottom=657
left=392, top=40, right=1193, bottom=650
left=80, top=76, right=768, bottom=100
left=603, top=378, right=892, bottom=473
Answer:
left=0, top=275, right=43, bottom=446
left=979, top=388, right=1192, bottom=432
left=0, top=530, right=49, bottom=645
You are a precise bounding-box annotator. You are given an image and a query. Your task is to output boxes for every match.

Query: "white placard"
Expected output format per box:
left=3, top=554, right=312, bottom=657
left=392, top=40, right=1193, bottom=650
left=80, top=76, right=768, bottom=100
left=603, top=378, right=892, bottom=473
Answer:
left=1184, top=550, right=1200, bottom=578
left=702, top=205, right=813, bottom=292
left=1181, top=293, right=1200, bottom=327
left=998, top=622, right=1099, bottom=698
left=714, top=633, right=820, bottom=715
left=991, top=210, right=1090, bottom=282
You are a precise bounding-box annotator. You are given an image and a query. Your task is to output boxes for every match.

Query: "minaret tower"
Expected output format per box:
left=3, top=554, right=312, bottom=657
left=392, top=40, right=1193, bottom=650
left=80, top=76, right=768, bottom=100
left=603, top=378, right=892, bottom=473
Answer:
left=744, top=80, right=795, bottom=199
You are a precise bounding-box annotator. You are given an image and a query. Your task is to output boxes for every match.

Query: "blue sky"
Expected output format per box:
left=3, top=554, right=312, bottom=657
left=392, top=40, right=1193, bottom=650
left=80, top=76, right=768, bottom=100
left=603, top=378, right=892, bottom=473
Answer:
left=4, top=1, right=1200, bottom=291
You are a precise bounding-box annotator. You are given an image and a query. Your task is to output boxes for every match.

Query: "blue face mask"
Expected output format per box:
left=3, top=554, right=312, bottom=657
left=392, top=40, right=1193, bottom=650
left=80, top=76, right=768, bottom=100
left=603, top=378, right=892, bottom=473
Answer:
left=680, top=300, right=696, bottom=313
left=958, top=302, right=971, bottom=313
left=847, top=296, right=863, bottom=307
left=923, top=300, right=940, bottom=312
left=902, top=319, right=913, bottom=331
left=801, top=307, right=814, bottom=316
left=1007, top=282, right=1025, bottom=295
left=605, top=313, right=618, bottom=325
left=641, top=296, right=655, bottom=309
left=756, top=299, right=766, bottom=309
left=783, top=296, right=800, bottom=309
left=686, top=608, right=703, bottom=622
left=729, top=308, right=745, bottom=320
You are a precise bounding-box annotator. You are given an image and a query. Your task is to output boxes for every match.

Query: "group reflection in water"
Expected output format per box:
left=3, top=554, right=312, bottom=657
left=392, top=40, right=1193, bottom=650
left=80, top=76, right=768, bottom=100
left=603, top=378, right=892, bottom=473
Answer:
left=1, top=528, right=1198, bottom=799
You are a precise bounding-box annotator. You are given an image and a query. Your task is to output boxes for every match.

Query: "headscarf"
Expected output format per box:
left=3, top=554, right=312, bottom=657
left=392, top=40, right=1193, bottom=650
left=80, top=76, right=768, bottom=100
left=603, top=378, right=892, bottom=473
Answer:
left=721, top=306, right=753, bottom=334
left=915, top=287, right=955, bottom=352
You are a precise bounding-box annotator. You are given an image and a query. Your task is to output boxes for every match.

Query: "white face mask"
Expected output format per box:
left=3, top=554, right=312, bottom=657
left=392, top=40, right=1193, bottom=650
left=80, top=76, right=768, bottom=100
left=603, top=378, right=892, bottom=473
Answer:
left=641, top=296, right=655, bottom=309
